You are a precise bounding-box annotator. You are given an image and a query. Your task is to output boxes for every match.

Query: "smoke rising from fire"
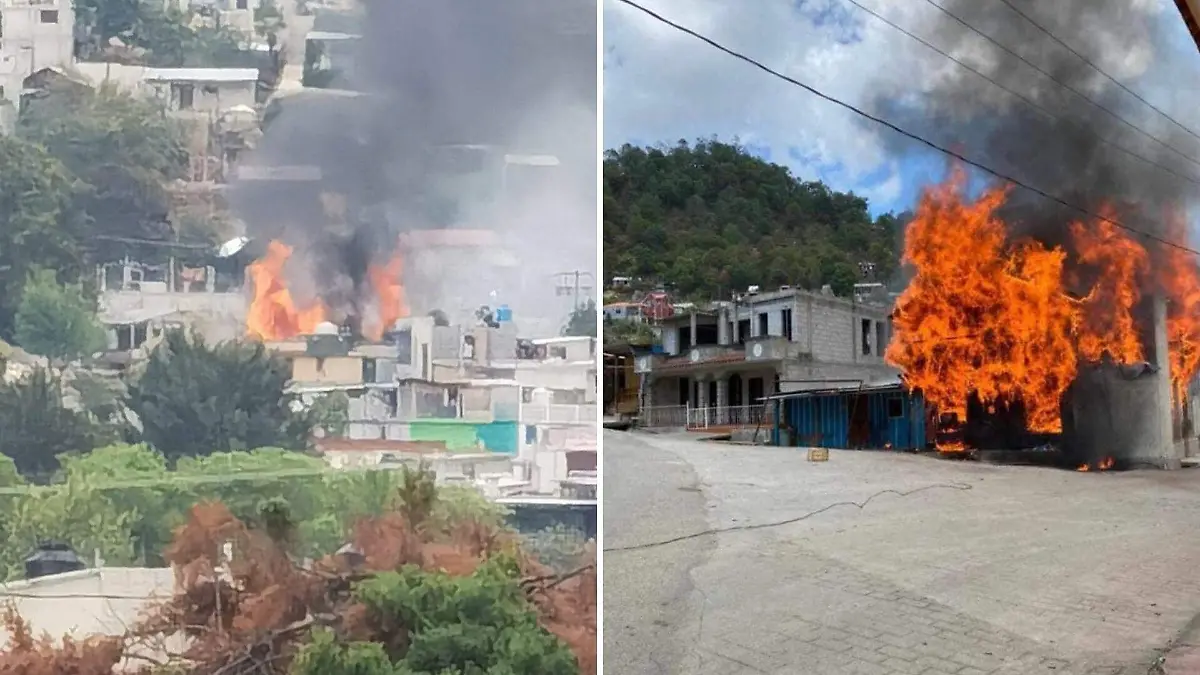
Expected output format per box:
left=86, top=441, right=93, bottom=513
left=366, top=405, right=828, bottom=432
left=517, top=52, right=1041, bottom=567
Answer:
left=868, top=0, right=1197, bottom=252
left=230, top=0, right=597, bottom=334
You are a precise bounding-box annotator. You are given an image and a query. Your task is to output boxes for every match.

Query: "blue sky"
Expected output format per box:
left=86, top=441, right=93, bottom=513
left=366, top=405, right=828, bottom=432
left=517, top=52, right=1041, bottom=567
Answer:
left=603, top=0, right=1200, bottom=217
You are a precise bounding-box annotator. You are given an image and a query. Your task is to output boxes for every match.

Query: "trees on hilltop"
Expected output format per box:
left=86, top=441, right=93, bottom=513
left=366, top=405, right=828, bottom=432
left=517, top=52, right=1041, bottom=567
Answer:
left=603, top=140, right=906, bottom=299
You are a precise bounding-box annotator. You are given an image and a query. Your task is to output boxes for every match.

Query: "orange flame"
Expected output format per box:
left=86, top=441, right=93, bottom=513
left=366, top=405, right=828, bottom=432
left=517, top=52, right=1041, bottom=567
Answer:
left=1077, top=456, right=1115, bottom=472
left=887, top=169, right=1200, bottom=441
left=1159, top=212, right=1200, bottom=402
left=363, top=252, right=410, bottom=341
left=245, top=240, right=410, bottom=342
left=245, top=240, right=328, bottom=340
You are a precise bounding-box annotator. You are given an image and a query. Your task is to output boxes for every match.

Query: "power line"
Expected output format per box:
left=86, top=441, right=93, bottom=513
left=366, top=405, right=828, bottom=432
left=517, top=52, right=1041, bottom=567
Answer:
left=992, top=0, right=1200, bottom=147
left=919, top=0, right=1200, bottom=174
left=604, top=482, right=973, bottom=553
left=0, top=463, right=445, bottom=496
left=613, top=0, right=1200, bottom=258
left=839, top=0, right=1200, bottom=187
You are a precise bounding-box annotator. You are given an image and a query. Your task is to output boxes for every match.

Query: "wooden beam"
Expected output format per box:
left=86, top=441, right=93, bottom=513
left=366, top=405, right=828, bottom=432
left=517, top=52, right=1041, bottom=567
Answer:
left=1176, top=0, right=1200, bottom=53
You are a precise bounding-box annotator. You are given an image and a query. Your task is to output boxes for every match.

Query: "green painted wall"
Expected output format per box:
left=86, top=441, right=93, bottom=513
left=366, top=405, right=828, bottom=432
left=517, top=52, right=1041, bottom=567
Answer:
left=407, top=419, right=518, bottom=454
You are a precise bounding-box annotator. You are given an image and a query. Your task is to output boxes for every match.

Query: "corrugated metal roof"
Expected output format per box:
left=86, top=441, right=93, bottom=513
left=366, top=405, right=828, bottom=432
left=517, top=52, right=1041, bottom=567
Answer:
left=143, top=67, right=259, bottom=82
left=764, top=381, right=906, bottom=401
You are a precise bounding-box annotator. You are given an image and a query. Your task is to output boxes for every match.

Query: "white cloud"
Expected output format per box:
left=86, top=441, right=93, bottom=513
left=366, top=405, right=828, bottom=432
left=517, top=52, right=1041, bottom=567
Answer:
left=603, top=0, right=1194, bottom=211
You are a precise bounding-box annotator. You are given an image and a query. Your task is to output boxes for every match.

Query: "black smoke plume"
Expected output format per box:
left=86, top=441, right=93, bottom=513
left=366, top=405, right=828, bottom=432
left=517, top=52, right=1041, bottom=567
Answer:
left=228, top=0, right=597, bottom=328
left=868, top=0, right=1199, bottom=257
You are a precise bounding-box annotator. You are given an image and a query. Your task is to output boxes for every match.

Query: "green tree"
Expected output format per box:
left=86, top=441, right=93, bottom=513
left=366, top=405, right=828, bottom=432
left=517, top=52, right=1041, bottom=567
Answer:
left=19, top=83, right=193, bottom=260
left=603, top=140, right=901, bottom=298
left=0, top=477, right=137, bottom=579
left=75, top=0, right=252, bottom=67
left=13, top=268, right=106, bottom=360
left=562, top=300, right=597, bottom=337
left=55, top=443, right=179, bottom=565
left=603, top=318, right=656, bottom=347
left=292, top=556, right=579, bottom=675
left=0, top=368, right=107, bottom=480
left=126, top=330, right=310, bottom=461
left=0, top=136, right=85, bottom=340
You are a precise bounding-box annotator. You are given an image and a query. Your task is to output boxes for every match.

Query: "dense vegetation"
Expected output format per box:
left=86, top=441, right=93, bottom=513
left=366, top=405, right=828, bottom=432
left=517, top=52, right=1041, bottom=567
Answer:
left=0, top=465, right=597, bottom=674
left=603, top=140, right=907, bottom=298
left=0, top=444, right=505, bottom=579
left=0, top=329, right=320, bottom=479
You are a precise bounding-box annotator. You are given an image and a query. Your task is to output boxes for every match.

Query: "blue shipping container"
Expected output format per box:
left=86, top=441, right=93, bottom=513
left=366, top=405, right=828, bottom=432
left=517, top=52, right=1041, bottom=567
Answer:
left=771, top=385, right=926, bottom=451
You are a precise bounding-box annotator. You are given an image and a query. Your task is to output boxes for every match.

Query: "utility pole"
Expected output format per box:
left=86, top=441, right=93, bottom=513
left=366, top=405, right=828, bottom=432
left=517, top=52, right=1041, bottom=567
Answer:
left=553, top=270, right=594, bottom=311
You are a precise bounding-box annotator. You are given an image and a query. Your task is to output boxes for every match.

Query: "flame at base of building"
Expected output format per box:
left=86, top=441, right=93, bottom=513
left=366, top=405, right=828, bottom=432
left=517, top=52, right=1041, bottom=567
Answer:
left=245, top=239, right=410, bottom=342
left=888, top=169, right=1200, bottom=456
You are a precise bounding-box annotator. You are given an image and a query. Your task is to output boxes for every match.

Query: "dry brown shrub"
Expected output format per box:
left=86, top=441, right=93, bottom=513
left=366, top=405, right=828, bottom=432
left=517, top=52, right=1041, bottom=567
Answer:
left=0, top=499, right=597, bottom=675
left=0, top=606, right=124, bottom=675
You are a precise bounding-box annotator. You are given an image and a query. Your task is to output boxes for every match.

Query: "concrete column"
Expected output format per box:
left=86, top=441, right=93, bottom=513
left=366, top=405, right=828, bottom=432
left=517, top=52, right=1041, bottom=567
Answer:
left=1154, top=295, right=1181, bottom=467
left=690, top=311, right=698, bottom=347
left=696, top=375, right=709, bottom=426
left=716, top=375, right=729, bottom=424
left=1111, top=295, right=1180, bottom=469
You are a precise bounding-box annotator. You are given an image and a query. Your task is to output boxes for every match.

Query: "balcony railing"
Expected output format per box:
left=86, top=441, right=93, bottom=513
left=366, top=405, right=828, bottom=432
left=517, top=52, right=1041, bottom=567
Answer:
left=521, top=403, right=596, bottom=424
left=639, top=404, right=772, bottom=430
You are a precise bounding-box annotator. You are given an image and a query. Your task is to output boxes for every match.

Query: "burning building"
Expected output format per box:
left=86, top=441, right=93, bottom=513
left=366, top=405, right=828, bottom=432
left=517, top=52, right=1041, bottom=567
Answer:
left=859, top=0, right=1200, bottom=470
left=886, top=171, right=1199, bottom=469
left=224, top=0, right=596, bottom=344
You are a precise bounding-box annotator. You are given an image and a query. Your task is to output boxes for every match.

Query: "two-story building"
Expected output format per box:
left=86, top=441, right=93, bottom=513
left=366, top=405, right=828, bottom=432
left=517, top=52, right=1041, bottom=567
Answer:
left=0, top=0, right=76, bottom=116
left=635, top=286, right=900, bottom=428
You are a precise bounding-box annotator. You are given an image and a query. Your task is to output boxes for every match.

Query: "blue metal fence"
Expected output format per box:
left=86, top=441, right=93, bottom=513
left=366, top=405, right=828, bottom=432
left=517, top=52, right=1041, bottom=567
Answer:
left=771, top=385, right=926, bottom=451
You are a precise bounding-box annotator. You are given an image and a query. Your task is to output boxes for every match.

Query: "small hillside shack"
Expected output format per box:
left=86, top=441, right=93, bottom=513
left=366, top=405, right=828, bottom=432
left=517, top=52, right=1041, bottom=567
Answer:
left=769, top=383, right=927, bottom=451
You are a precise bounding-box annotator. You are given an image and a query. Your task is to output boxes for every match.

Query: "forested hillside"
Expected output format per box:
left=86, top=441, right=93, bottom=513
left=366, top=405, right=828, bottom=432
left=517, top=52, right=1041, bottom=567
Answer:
left=603, top=140, right=906, bottom=298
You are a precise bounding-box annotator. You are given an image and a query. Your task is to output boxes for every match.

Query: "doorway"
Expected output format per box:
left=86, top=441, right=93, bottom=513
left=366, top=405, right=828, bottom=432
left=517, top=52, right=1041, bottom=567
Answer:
left=728, top=373, right=743, bottom=408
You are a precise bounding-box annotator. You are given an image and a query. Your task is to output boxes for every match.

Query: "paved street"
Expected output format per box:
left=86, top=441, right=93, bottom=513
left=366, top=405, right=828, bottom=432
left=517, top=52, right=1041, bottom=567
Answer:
left=603, top=430, right=1200, bottom=675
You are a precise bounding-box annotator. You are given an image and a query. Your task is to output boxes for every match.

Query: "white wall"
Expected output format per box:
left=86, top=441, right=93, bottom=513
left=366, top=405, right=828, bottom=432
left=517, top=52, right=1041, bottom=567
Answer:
left=148, top=79, right=257, bottom=114
left=0, top=0, right=76, bottom=108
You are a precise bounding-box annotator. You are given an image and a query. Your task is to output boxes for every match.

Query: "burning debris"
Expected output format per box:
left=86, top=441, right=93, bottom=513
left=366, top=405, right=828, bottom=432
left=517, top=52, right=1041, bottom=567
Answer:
left=887, top=170, right=1200, bottom=465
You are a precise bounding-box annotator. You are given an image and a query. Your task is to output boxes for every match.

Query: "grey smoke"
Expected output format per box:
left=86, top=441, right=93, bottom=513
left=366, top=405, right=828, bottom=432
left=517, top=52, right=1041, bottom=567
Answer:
left=867, top=0, right=1198, bottom=258
left=229, top=0, right=597, bottom=330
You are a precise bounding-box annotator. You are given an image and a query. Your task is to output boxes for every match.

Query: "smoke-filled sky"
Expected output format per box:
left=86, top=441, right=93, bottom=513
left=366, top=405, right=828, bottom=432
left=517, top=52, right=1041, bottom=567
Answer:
left=604, top=0, right=1200, bottom=220
left=234, top=0, right=597, bottom=332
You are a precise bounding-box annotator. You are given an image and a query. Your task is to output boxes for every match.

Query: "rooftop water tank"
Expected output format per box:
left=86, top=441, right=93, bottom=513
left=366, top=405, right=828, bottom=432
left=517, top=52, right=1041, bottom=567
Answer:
left=24, top=541, right=85, bottom=580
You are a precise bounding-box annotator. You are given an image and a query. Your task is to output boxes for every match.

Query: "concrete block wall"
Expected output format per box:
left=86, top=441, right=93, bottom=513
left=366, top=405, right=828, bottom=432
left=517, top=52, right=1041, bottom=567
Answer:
left=792, top=294, right=890, bottom=366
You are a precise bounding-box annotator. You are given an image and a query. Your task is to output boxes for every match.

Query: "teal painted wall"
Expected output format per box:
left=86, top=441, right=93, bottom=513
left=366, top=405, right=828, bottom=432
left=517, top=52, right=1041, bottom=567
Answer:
left=407, top=419, right=518, bottom=454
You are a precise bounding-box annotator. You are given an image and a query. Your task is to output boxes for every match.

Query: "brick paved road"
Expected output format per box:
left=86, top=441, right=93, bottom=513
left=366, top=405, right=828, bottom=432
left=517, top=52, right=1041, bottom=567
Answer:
left=604, top=430, right=1200, bottom=674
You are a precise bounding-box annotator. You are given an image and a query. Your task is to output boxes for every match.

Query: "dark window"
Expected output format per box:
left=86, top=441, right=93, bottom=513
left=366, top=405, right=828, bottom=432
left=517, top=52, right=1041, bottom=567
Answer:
left=362, top=358, right=377, bottom=383
left=550, top=345, right=567, bottom=359
left=736, top=319, right=750, bottom=344
left=393, top=329, right=412, bottom=364
left=757, top=313, right=769, bottom=337
left=677, top=326, right=691, bottom=351
left=175, top=83, right=195, bottom=109
left=782, top=308, right=793, bottom=341
left=876, top=321, right=886, bottom=357
left=39, top=10, right=58, bottom=23
left=887, top=397, right=904, bottom=418
left=861, top=319, right=872, bottom=355
left=236, top=0, right=248, bottom=8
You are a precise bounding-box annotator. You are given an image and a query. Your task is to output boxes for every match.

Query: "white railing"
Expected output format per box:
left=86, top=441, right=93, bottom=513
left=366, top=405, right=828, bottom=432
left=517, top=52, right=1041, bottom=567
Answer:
left=521, top=404, right=596, bottom=424
left=639, top=404, right=771, bottom=430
